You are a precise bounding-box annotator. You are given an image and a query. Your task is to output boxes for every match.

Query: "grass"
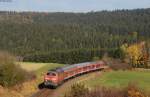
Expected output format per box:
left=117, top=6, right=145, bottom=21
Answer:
left=35, top=63, right=65, bottom=77
left=18, top=62, right=48, bottom=71
left=85, top=70, right=150, bottom=91
left=16, top=62, right=65, bottom=97
left=18, top=62, right=65, bottom=82
left=18, top=62, right=150, bottom=94
left=18, top=62, right=65, bottom=73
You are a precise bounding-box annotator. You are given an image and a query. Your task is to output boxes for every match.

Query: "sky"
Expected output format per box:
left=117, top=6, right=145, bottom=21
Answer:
left=0, top=0, right=150, bottom=12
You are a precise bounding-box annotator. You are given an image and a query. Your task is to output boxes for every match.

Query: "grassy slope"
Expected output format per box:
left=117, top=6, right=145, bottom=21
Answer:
left=18, top=62, right=48, bottom=71
left=19, top=62, right=65, bottom=82
left=0, top=62, right=65, bottom=97
left=18, top=62, right=65, bottom=79
left=18, top=62, right=65, bottom=97
left=19, top=62, right=65, bottom=74
left=18, top=62, right=150, bottom=95
left=20, top=62, right=150, bottom=91
left=85, top=70, right=150, bottom=91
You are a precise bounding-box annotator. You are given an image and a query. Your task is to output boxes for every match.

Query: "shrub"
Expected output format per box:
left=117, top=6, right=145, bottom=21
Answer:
left=109, top=62, right=132, bottom=70
left=87, top=87, right=127, bottom=97
left=108, top=48, right=125, bottom=61
left=127, top=83, right=146, bottom=97
left=64, top=83, right=89, bottom=97
left=65, top=83, right=148, bottom=97
left=0, top=51, right=33, bottom=87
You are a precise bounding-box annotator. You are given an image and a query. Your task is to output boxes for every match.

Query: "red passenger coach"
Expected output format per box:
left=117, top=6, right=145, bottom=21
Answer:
left=44, top=61, right=106, bottom=88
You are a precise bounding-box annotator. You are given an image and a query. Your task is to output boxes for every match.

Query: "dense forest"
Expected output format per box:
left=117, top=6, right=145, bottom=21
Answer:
left=0, top=8, right=150, bottom=64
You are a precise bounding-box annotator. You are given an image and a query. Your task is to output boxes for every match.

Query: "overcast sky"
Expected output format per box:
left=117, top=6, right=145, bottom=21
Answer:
left=0, top=0, right=150, bottom=12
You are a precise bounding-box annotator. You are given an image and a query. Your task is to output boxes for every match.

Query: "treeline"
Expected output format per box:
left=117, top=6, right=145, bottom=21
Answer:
left=0, top=8, right=150, bottom=63
left=23, top=48, right=107, bottom=64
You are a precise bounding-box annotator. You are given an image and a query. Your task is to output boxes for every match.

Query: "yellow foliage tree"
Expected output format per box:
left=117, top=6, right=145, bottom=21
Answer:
left=127, top=44, right=142, bottom=67
left=122, top=42, right=149, bottom=68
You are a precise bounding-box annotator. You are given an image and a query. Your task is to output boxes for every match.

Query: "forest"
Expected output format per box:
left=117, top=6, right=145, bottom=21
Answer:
left=0, top=8, right=150, bottom=64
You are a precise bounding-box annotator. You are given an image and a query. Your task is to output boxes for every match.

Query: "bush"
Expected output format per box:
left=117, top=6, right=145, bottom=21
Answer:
left=126, top=82, right=148, bottom=97
left=102, top=55, right=132, bottom=70
left=65, top=83, right=148, bottom=97
left=87, top=87, right=127, bottom=97
left=65, top=83, right=89, bottom=97
left=0, top=51, right=32, bottom=87
left=109, top=62, right=132, bottom=70
left=108, top=48, right=125, bottom=61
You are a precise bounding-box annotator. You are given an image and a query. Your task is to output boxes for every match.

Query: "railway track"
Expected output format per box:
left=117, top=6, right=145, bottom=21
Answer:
left=31, top=88, right=54, bottom=97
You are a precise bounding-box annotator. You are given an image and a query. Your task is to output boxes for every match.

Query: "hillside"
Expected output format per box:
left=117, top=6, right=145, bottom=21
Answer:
left=0, top=8, right=150, bottom=63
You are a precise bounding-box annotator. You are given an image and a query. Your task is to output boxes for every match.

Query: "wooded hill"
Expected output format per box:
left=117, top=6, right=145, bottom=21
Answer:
left=0, top=8, right=150, bottom=63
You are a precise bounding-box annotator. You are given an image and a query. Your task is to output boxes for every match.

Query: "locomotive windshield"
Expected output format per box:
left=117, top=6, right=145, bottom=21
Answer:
left=47, top=72, right=56, bottom=76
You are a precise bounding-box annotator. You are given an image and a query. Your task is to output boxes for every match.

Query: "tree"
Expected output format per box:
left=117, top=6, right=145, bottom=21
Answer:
left=0, top=51, right=30, bottom=87
left=0, top=9, right=150, bottom=63
left=124, top=42, right=149, bottom=68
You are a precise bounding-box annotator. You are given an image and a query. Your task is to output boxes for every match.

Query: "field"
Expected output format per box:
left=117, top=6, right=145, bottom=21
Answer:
left=18, top=62, right=48, bottom=71
left=18, top=62, right=65, bottom=74
left=19, top=62, right=150, bottom=89
left=19, top=62, right=150, bottom=91
left=84, top=70, right=150, bottom=91
left=16, top=62, right=65, bottom=97
left=17, top=62, right=150, bottom=97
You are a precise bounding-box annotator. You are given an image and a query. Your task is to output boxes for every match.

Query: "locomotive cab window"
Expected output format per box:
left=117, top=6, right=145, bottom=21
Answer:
left=47, top=72, right=56, bottom=76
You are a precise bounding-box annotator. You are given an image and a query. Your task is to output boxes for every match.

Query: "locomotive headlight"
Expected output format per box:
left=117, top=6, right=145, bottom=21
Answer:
left=51, top=78, right=57, bottom=81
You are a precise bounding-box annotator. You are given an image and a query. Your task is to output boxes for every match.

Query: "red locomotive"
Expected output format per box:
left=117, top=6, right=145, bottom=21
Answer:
left=44, top=61, right=106, bottom=88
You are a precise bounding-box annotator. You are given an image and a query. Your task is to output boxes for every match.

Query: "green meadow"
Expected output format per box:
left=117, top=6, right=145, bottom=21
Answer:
left=85, top=70, right=150, bottom=91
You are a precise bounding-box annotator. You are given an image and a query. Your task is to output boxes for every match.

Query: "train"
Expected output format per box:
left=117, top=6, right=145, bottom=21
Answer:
left=44, top=61, right=107, bottom=88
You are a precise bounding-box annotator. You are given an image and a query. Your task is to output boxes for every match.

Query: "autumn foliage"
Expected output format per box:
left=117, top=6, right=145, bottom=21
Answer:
left=65, top=83, right=149, bottom=97
left=121, top=42, right=149, bottom=68
left=0, top=51, right=34, bottom=87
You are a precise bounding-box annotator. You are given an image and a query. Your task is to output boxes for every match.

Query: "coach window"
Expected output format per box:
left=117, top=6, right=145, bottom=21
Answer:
left=83, top=67, right=87, bottom=69
left=90, top=65, right=93, bottom=69
left=92, top=65, right=95, bottom=68
left=96, top=65, right=100, bottom=68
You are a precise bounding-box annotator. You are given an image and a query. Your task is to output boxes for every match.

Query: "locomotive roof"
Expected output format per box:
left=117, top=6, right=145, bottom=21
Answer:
left=53, top=61, right=104, bottom=73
